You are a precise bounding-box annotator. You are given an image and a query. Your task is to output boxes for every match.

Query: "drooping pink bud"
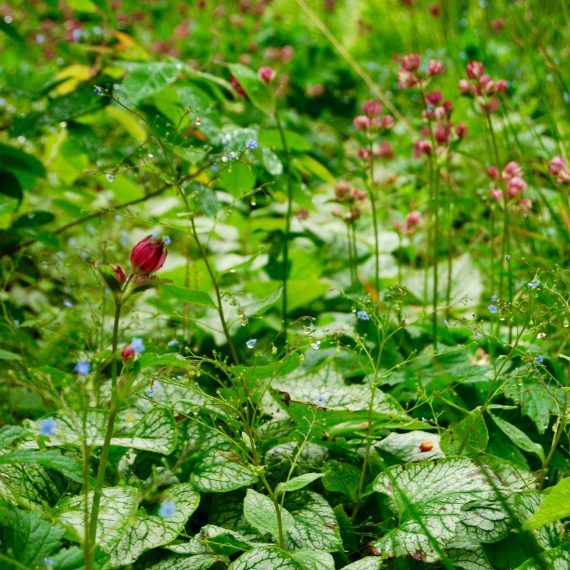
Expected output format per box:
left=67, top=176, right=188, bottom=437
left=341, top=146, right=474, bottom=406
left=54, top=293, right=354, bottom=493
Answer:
left=495, top=79, right=508, bottom=93
left=121, top=345, right=137, bottom=362
left=258, top=66, right=275, bottom=84
left=362, top=100, right=382, bottom=118
left=401, top=53, right=421, bottom=72
left=487, top=166, right=499, bottom=181
left=406, top=210, right=422, bottom=228
left=426, top=91, right=442, bottom=105
left=112, top=265, right=127, bottom=283
left=376, top=141, right=394, bottom=159
left=427, top=59, right=444, bottom=76
left=435, top=124, right=449, bottom=144
left=352, top=189, right=367, bottom=201
left=502, top=161, right=523, bottom=181
left=507, top=177, right=527, bottom=197
left=398, top=69, right=417, bottom=89
left=230, top=75, right=246, bottom=98
left=489, top=189, right=503, bottom=201
left=353, top=115, right=371, bottom=130
left=548, top=156, right=567, bottom=175
left=335, top=181, right=352, bottom=201
left=381, top=115, right=395, bottom=129
left=130, top=235, right=168, bottom=274
left=458, top=79, right=475, bottom=95
left=414, top=140, right=432, bottom=157
left=466, top=61, right=485, bottom=79
left=358, top=147, right=373, bottom=160
left=455, top=123, right=468, bottom=139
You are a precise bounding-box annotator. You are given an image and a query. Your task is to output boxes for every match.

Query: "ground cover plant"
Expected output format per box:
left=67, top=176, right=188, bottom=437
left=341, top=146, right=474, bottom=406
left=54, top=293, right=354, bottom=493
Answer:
left=0, top=0, right=569, bottom=568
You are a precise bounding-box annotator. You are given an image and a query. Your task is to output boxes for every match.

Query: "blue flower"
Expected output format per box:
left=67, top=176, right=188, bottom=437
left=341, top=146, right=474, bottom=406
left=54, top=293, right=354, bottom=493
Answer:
left=210, top=164, right=219, bottom=173
left=159, top=500, right=176, bottom=518
left=505, top=255, right=511, bottom=262
left=246, top=138, right=258, bottom=150
left=106, top=173, right=115, bottom=182
left=535, top=355, right=544, bottom=364
left=488, top=305, right=498, bottom=314
left=43, top=559, right=55, bottom=568
left=163, top=235, right=172, bottom=246
left=145, top=388, right=156, bottom=398
left=39, top=418, right=56, bottom=437
left=443, top=319, right=450, bottom=328
left=311, top=341, right=321, bottom=350
left=491, top=295, right=498, bottom=302
left=63, top=300, right=73, bottom=308
left=356, top=310, right=370, bottom=321
left=131, top=338, right=145, bottom=354
left=528, top=279, right=541, bottom=289
left=74, top=361, right=91, bottom=375
left=93, top=86, right=102, bottom=95
left=167, top=339, right=179, bottom=347
left=246, top=339, right=257, bottom=349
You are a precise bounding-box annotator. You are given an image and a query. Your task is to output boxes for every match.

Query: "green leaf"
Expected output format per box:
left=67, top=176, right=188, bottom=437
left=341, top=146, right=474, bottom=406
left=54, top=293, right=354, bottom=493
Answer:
left=12, top=211, right=55, bottom=229
left=516, top=543, right=570, bottom=569
left=276, top=472, right=324, bottom=495
left=0, top=450, right=84, bottom=483
left=284, top=491, right=342, bottom=552
left=0, top=426, right=27, bottom=450
left=229, top=546, right=333, bottom=570
left=376, top=430, right=444, bottom=463
left=191, top=524, right=255, bottom=555
left=0, top=348, right=23, bottom=361
left=0, top=172, right=23, bottom=202
left=489, top=413, right=544, bottom=461
left=243, top=489, right=296, bottom=542
left=0, top=19, right=23, bottom=42
left=0, top=504, right=64, bottom=568
left=160, top=284, right=216, bottom=308
left=122, top=62, right=180, bottom=105
left=322, top=460, right=361, bottom=501
left=57, top=486, right=139, bottom=550
left=341, top=558, right=384, bottom=570
left=524, top=478, right=570, bottom=529
left=228, top=64, right=275, bottom=116
left=293, top=155, right=335, bottom=183
left=440, top=408, right=488, bottom=456
left=258, top=129, right=311, bottom=152
left=219, top=162, right=256, bottom=196
left=109, top=483, right=200, bottom=566
left=372, top=458, right=508, bottom=563
left=145, top=554, right=226, bottom=570
left=0, top=143, right=46, bottom=177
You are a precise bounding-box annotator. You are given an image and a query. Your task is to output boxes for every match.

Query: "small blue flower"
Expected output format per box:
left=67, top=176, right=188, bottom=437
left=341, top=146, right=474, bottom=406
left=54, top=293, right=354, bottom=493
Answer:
left=131, top=338, right=145, bottom=354
left=488, top=304, right=498, bottom=314
left=106, top=173, right=115, bottom=182
left=75, top=361, right=91, bottom=375
left=505, top=255, right=511, bottom=262
left=246, top=339, right=257, bottom=349
left=311, top=341, right=321, bottom=350
left=210, top=164, right=219, bottom=173
left=39, top=418, right=56, bottom=437
left=167, top=339, right=179, bottom=347
left=535, top=355, right=544, bottom=364
left=491, top=295, right=498, bottom=302
left=159, top=500, right=176, bottom=518
left=356, top=310, right=370, bottom=321
left=145, top=388, right=156, bottom=398
left=246, top=138, right=258, bottom=150
left=163, top=235, right=172, bottom=246
left=315, top=395, right=327, bottom=406
left=63, top=300, right=73, bottom=308
left=43, top=559, right=55, bottom=568
left=93, top=86, right=102, bottom=95
left=443, top=319, right=450, bottom=328
left=120, top=230, right=129, bottom=248
left=115, top=214, right=123, bottom=222
left=528, top=279, right=541, bottom=289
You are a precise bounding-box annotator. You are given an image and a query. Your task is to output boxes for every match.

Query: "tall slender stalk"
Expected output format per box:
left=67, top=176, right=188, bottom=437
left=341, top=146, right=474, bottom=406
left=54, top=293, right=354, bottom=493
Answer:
left=367, top=139, right=381, bottom=294
left=87, top=301, right=121, bottom=560
left=274, top=110, right=293, bottom=331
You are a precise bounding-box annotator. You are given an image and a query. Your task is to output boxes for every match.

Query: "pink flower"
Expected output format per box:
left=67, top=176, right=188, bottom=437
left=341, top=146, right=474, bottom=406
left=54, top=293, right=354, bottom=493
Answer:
left=466, top=61, right=485, bottom=79
left=352, top=189, right=367, bottom=201
left=435, top=124, right=449, bottom=144
left=401, top=53, right=421, bottom=72
left=427, top=59, right=444, bottom=76
left=258, top=66, right=275, bottom=84
left=362, top=100, right=382, bottom=117
left=398, top=69, right=417, bottom=89
left=130, top=235, right=168, bottom=274
left=376, top=142, right=394, bottom=158
left=112, top=265, right=127, bottom=283
left=353, top=115, right=371, bottom=130
left=358, top=147, right=373, bottom=160
left=548, top=156, right=567, bottom=175
left=487, top=166, right=499, bottom=181
left=406, top=210, right=422, bottom=228
left=335, top=181, right=352, bottom=201
left=459, top=79, right=476, bottom=95
left=381, top=115, right=395, bottom=129
left=489, top=189, right=503, bottom=201
left=502, top=161, right=523, bottom=181
left=507, top=176, right=527, bottom=197
left=414, top=140, right=432, bottom=157
left=426, top=91, right=442, bottom=105
left=455, top=123, right=468, bottom=138
left=121, top=345, right=137, bottom=362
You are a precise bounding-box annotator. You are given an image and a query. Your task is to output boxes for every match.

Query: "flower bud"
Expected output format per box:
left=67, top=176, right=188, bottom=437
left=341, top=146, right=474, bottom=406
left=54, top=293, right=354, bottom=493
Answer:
left=130, top=235, right=168, bottom=274
left=121, top=345, right=136, bottom=361
left=455, top=123, right=468, bottom=139
left=362, top=99, right=382, bottom=118
left=401, top=53, right=421, bottom=72
left=466, top=61, right=484, bottom=79
left=335, top=181, right=352, bottom=201
left=502, top=161, right=523, bottom=181
left=258, top=66, right=275, bottom=84
left=112, top=265, right=127, bottom=283
left=487, top=166, right=499, bottom=181
left=548, top=156, right=567, bottom=175
left=427, top=59, right=444, bottom=76
left=353, top=115, right=371, bottom=130
left=406, top=210, right=422, bottom=228
left=426, top=91, right=442, bottom=105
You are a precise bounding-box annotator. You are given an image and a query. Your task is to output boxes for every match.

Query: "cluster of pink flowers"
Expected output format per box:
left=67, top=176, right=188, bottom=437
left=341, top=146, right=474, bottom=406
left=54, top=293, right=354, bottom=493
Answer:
left=414, top=91, right=468, bottom=157
left=352, top=100, right=394, bottom=161
left=487, top=161, right=531, bottom=212
left=394, top=210, right=423, bottom=235
left=459, top=61, right=507, bottom=114
left=397, top=54, right=444, bottom=89
left=332, top=181, right=367, bottom=222
left=548, top=156, right=570, bottom=183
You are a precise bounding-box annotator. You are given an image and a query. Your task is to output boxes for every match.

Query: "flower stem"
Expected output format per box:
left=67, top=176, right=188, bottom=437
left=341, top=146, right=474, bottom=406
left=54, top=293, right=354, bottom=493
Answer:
left=87, top=301, right=121, bottom=559
left=274, top=109, right=293, bottom=332
left=367, top=139, right=381, bottom=294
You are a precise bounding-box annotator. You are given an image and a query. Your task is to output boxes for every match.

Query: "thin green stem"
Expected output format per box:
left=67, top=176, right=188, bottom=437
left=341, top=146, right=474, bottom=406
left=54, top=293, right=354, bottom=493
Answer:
left=88, top=301, right=121, bottom=558
left=367, top=139, right=381, bottom=293
left=274, top=110, right=293, bottom=331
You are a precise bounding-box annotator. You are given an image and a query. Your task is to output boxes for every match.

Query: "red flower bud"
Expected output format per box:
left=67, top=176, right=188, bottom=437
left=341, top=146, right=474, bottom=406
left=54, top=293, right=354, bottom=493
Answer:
left=258, top=66, right=275, bottom=84
left=230, top=75, right=246, bottom=98
left=353, top=115, right=371, bottom=130
left=121, top=345, right=136, bottom=361
left=401, top=53, right=421, bottom=72
left=427, top=59, right=444, bottom=76
left=466, top=61, right=485, bottom=79
left=426, top=91, right=442, bottom=105
left=130, top=235, right=168, bottom=274
left=362, top=99, right=382, bottom=118
left=112, top=265, right=127, bottom=283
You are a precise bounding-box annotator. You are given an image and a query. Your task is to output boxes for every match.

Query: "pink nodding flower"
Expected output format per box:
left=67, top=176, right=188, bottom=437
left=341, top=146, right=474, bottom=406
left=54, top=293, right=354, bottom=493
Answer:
left=426, top=91, right=442, bottom=106
left=427, top=59, right=444, bottom=76
left=414, top=140, right=433, bottom=157
left=406, top=210, right=422, bottom=228
left=358, top=147, right=373, bottom=160
left=489, top=189, right=504, bottom=201
left=130, top=235, right=168, bottom=274
left=352, top=189, right=367, bottom=201
left=487, top=166, right=499, bottom=181
left=376, top=141, right=394, bottom=159
left=362, top=100, right=382, bottom=118
left=435, top=124, right=449, bottom=144
left=335, top=181, right=352, bottom=201
left=112, top=265, right=127, bottom=283
left=548, top=156, right=567, bottom=175
left=466, top=61, right=485, bottom=79
left=398, top=69, right=418, bottom=89
left=381, top=115, right=395, bottom=129
left=507, top=177, right=527, bottom=197
left=502, top=161, right=523, bottom=181
left=258, top=66, right=275, bottom=84
left=121, top=345, right=137, bottom=362
left=455, top=123, right=468, bottom=139
left=353, top=115, right=371, bottom=130
left=495, top=79, right=508, bottom=92
left=459, top=79, right=476, bottom=95
left=401, top=53, right=421, bottom=72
